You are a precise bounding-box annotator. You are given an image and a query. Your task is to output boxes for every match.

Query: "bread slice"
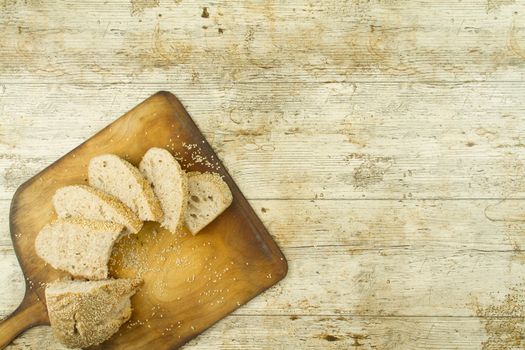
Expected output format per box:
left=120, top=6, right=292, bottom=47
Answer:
left=139, top=148, right=188, bottom=233
left=46, top=278, right=141, bottom=348
left=53, top=185, right=143, bottom=234
left=35, top=218, right=125, bottom=280
left=184, top=172, right=233, bottom=235
left=88, top=154, right=163, bottom=222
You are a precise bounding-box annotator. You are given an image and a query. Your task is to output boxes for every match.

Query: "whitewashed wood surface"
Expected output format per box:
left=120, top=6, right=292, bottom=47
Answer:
left=2, top=1, right=525, bottom=349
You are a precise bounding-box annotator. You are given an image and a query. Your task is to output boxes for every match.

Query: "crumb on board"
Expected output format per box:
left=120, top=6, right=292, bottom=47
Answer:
left=99, top=144, right=234, bottom=331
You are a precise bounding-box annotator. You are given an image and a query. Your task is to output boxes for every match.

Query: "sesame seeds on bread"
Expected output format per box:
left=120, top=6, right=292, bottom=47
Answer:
left=139, top=148, right=188, bottom=233
left=36, top=148, right=235, bottom=347
left=88, top=154, right=163, bottom=222
left=53, top=185, right=143, bottom=234
left=45, top=278, right=141, bottom=348
left=35, top=218, right=126, bottom=280
left=184, top=172, right=233, bottom=235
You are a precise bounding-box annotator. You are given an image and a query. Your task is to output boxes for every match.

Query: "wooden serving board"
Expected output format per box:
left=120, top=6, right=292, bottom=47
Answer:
left=0, top=92, right=288, bottom=349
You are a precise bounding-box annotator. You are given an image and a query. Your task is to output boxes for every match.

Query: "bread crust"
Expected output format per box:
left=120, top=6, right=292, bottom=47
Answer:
left=88, top=154, right=163, bottom=222
left=45, top=278, right=141, bottom=348
left=53, top=185, right=143, bottom=233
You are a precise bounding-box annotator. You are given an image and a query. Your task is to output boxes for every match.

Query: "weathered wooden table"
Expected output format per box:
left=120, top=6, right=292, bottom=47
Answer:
left=1, top=1, right=525, bottom=349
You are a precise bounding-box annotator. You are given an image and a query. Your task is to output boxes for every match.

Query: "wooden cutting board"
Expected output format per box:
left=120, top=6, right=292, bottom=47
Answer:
left=0, top=92, right=288, bottom=349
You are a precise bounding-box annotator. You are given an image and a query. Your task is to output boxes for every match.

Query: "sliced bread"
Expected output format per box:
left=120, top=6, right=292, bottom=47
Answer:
left=88, top=154, right=163, bottom=222
left=139, top=148, right=188, bottom=233
left=35, top=218, right=125, bottom=280
left=46, top=278, right=141, bottom=348
left=184, top=172, right=233, bottom=235
left=53, top=185, right=143, bottom=234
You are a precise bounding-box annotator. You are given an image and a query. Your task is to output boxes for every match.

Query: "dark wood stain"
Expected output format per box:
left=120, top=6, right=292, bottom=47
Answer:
left=323, top=334, right=340, bottom=341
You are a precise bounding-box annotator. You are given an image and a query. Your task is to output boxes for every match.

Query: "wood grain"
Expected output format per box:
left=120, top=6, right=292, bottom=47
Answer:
left=0, top=92, right=287, bottom=349
left=2, top=0, right=525, bottom=348
left=3, top=316, right=514, bottom=350
left=2, top=83, right=525, bottom=200
left=6, top=245, right=525, bottom=318
left=0, top=0, right=524, bottom=83
left=0, top=292, right=47, bottom=350
left=3, top=198, right=525, bottom=251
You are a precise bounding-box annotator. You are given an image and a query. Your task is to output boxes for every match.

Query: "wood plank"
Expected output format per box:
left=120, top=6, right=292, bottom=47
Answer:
left=2, top=83, right=525, bottom=200
left=241, top=248, right=525, bottom=317
left=5, top=315, right=506, bottom=350
left=3, top=244, right=525, bottom=318
left=0, top=247, right=25, bottom=318
left=3, top=197, right=524, bottom=318
left=1, top=0, right=524, bottom=83
left=251, top=199, right=525, bottom=251
left=4, top=200, right=525, bottom=316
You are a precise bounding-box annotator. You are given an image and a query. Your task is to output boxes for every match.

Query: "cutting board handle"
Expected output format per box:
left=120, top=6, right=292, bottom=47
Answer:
left=0, top=290, right=48, bottom=349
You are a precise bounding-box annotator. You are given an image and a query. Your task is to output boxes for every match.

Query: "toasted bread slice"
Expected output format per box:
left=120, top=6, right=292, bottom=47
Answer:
left=46, top=278, right=141, bottom=348
left=184, top=172, right=233, bottom=235
left=139, top=148, right=188, bottom=233
left=88, top=154, right=163, bottom=222
left=53, top=185, right=143, bottom=234
left=35, top=218, right=125, bottom=280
